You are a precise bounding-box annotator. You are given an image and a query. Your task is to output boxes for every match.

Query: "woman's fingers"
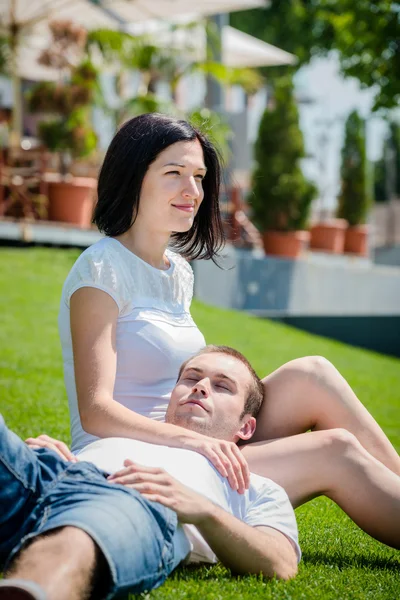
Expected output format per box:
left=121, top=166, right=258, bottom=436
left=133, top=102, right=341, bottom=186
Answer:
left=25, top=438, right=67, bottom=461
left=223, top=446, right=245, bottom=493
left=25, top=435, right=77, bottom=462
left=232, top=444, right=251, bottom=490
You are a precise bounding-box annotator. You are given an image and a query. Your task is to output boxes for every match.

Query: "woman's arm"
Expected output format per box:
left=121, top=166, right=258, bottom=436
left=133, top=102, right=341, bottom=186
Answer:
left=71, top=287, right=203, bottom=445
left=70, top=287, right=249, bottom=492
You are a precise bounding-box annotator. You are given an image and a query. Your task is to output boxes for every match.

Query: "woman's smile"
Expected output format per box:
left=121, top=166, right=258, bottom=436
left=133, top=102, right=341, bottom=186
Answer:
left=172, top=203, right=195, bottom=213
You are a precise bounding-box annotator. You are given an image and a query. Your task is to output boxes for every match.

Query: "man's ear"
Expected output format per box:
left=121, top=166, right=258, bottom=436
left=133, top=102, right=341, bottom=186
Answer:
left=236, top=416, right=256, bottom=441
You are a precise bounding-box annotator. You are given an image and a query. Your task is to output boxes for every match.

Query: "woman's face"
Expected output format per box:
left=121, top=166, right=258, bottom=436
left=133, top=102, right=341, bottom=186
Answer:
left=136, top=138, right=206, bottom=234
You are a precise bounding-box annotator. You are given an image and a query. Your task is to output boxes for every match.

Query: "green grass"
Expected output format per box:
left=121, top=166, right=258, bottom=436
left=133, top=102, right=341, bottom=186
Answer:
left=1, top=247, right=399, bottom=599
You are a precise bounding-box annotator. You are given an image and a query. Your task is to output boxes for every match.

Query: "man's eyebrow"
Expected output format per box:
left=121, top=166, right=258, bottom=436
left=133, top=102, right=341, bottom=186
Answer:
left=183, top=366, right=238, bottom=387
left=163, top=162, right=207, bottom=171
left=214, top=373, right=238, bottom=387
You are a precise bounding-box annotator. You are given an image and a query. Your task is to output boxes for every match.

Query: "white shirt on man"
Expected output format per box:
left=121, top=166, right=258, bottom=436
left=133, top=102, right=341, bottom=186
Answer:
left=77, top=437, right=301, bottom=565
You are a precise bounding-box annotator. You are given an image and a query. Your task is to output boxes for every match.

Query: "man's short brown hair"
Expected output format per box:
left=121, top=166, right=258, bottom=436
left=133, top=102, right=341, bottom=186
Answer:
left=177, top=345, right=264, bottom=419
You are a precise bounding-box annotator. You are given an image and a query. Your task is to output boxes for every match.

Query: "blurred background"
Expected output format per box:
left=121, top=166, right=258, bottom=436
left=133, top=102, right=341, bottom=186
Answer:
left=0, top=0, right=399, bottom=356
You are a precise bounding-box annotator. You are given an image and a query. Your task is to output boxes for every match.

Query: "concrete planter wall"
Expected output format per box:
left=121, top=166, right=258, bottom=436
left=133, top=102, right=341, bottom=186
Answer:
left=193, top=245, right=400, bottom=357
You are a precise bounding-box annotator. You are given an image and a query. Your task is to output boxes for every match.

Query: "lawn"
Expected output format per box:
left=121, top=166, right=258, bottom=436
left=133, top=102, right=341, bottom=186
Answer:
left=0, top=247, right=399, bottom=599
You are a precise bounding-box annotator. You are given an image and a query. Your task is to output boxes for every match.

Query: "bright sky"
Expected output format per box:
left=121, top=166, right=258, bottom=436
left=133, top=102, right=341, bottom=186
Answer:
left=295, top=52, right=388, bottom=210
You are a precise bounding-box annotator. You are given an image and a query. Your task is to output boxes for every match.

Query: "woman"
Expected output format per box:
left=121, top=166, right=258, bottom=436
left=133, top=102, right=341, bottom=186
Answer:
left=56, top=113, right=399, bottom=547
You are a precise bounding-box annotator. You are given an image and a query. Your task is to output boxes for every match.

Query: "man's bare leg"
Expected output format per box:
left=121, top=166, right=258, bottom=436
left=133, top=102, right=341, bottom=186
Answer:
left=242, top=428, right=400, bottom=549
left=3, top=527, right=104, bottom=600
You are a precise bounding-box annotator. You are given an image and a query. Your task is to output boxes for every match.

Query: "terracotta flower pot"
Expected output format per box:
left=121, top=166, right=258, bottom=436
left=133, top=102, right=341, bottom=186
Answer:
left=310, top=219, right=347, bottom=254
left=344, top=224, right=369, bottom=256
left=48, top=177, right=97, bottom=229
left=262, top=230, right=310, bottom=259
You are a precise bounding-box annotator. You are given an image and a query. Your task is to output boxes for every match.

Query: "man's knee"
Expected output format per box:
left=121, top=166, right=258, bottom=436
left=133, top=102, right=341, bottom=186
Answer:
left=296, top=355, right=336, bottom=379
left=322, top=428, right=361, bottom=457
left=273, top=356, right=336, bottom=384
left=33, top=526, right=96, bottom=555
left=7, top=526, right=97, bottom=574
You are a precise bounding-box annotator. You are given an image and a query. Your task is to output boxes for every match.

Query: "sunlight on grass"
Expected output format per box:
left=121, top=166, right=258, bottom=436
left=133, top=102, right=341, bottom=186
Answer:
left=1, top=248, right=399, bottom=599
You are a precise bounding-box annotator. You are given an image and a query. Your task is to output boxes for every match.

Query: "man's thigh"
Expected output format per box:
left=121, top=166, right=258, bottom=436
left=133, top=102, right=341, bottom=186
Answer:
left=5, top=461, right=188, bottom=598
left=0, top=415, right=68, bottom=561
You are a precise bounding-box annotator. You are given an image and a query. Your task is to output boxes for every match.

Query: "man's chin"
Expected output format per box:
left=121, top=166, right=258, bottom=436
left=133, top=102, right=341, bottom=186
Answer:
left=168, top=413, right=209, bottom=435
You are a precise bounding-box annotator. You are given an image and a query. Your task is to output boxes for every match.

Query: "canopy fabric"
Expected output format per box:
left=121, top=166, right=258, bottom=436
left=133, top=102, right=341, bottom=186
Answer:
left=0, top=0, right=268, bottom=32
left=129, top=21, right=296, bottom=69
left=0, top=1, right=116, bottom=32
left=223, top=26, right=297, bottom=67
left=100, top=0, right=267, bottom=23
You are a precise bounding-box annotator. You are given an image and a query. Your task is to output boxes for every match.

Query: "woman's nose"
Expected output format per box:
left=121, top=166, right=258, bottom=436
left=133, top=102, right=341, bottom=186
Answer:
left=182, top=177, right=199, bottom=199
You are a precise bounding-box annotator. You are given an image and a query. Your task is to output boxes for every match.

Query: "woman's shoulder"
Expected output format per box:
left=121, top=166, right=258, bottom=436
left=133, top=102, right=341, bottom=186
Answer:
left=61, top=237, right=132, bottom=311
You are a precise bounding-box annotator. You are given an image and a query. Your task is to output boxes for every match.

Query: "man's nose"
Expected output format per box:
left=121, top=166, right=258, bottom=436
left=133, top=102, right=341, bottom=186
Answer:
left=192, top=379, right=209, bottom=396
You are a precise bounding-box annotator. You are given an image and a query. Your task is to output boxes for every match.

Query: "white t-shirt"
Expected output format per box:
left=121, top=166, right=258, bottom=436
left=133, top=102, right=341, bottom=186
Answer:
left=59, top=238, right=206, bottom=452
left=77, top=437, right=301, bottom=565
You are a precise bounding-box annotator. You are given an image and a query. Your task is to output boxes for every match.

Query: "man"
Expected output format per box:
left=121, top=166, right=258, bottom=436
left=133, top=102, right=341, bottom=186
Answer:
left=0, top=346, right=300, bottom=600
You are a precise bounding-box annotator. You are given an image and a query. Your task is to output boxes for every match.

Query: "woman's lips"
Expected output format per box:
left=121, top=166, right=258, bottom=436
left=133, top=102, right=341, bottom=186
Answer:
left=172, top=204, right=194, bottom=212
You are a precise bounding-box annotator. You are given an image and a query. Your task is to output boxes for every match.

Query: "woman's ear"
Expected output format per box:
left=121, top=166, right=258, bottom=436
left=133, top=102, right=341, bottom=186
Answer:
left=236, top=416, right=256, bottom=441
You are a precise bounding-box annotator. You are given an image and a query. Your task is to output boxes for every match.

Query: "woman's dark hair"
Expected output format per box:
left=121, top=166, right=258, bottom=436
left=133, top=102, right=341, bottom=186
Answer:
left=93, top=113, right=225, bottom=261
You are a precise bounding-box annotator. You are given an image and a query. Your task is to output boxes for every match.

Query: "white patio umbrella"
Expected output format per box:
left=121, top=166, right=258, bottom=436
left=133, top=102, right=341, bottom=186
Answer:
left=128, top=20, right=296, bottom=68
left=0, top=1, right=119, bottom=142
left=223, top=26, right=297, bottom=68
left=0, top=0, right=269, bottom=140
left=100, top=0, right=267, bottom=23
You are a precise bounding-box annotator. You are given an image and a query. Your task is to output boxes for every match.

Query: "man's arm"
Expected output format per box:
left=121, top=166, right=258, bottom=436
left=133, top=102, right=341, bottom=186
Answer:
left=196, top=505, right=298, bottom=580
left=108, top=460, right=298, bottom=580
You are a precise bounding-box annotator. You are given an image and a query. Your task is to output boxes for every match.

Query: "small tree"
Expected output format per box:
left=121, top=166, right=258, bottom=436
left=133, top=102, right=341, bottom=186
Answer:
left=250, top=76, right=316, bottom=231
left=337, top=110, right=371, bottom=225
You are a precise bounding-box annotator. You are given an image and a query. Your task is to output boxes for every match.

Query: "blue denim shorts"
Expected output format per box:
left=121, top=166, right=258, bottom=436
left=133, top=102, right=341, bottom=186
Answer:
left=0, top=416, right=190, bottom=598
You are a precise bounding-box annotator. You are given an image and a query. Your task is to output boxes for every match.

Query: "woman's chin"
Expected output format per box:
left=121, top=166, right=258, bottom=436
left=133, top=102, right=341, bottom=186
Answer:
left=172, top=218, right=195, bottom=233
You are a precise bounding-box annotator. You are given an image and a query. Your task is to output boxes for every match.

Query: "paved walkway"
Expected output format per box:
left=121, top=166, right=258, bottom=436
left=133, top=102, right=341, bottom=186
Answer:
left=0, top=217, right=102, bottom=248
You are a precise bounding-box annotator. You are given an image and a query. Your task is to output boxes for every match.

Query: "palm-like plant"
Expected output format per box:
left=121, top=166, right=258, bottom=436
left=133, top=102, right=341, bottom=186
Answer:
left=86, top=21, right=263, bottom=164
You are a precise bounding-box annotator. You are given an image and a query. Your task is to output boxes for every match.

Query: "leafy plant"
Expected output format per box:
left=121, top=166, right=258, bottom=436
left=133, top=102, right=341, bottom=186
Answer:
left=28, top=22, right=98, bottom=174
left=250, top=76, right=317, bottom=231
left=87, top=22, right=263, bottom=130
left=337, top=110, right=371, bottom=225
left=232, top=1, right=399, bottom=111
left=189, top=108, right=233, bottom=164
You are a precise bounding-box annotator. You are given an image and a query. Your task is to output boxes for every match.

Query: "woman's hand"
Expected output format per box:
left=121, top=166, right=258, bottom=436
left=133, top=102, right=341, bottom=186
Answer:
left=25, top=434, right=78, bottom=462
left=182, top=436, right=250, bottom=494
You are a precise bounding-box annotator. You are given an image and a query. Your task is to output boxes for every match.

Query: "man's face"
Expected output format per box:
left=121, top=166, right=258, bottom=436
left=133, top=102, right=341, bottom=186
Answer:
left=166, top=353, right=256, bottom=442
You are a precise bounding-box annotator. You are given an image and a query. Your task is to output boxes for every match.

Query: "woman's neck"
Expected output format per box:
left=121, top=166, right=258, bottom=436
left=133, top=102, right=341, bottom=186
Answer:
left=116, top=226, right=171, bottom=270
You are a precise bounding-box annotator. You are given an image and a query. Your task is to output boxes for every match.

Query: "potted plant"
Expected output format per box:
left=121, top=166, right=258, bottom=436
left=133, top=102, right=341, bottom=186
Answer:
left=309, top=218, right=348, bottom=254
left=28, top=21, right=98, bottom=228
left=250, top=76, right=317, bottom=258
left=336, top=110, right=371, bottom=256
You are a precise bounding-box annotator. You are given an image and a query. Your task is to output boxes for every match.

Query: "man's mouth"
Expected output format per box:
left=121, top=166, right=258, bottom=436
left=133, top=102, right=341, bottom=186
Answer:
left=182, top=398, right=209, bottom=412
left=172, top=204, right=194, bottom=213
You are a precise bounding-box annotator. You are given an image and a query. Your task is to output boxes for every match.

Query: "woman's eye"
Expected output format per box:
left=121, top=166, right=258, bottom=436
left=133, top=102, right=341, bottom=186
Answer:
left=195, top=174, right=204, bottom=180
left=166, top=170, right=180, bottom=175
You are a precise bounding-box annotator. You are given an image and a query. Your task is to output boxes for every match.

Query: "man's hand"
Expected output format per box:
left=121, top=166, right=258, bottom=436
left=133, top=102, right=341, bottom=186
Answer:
left=108, top=459, right=214, bottom=525
left=25, top=434, right=78, bottom=462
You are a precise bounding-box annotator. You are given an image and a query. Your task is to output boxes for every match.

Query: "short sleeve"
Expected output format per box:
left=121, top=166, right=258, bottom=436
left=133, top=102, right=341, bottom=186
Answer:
left=62, top=244, right=131, bottom=314
left=246, top=477, right=301, bottom=563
